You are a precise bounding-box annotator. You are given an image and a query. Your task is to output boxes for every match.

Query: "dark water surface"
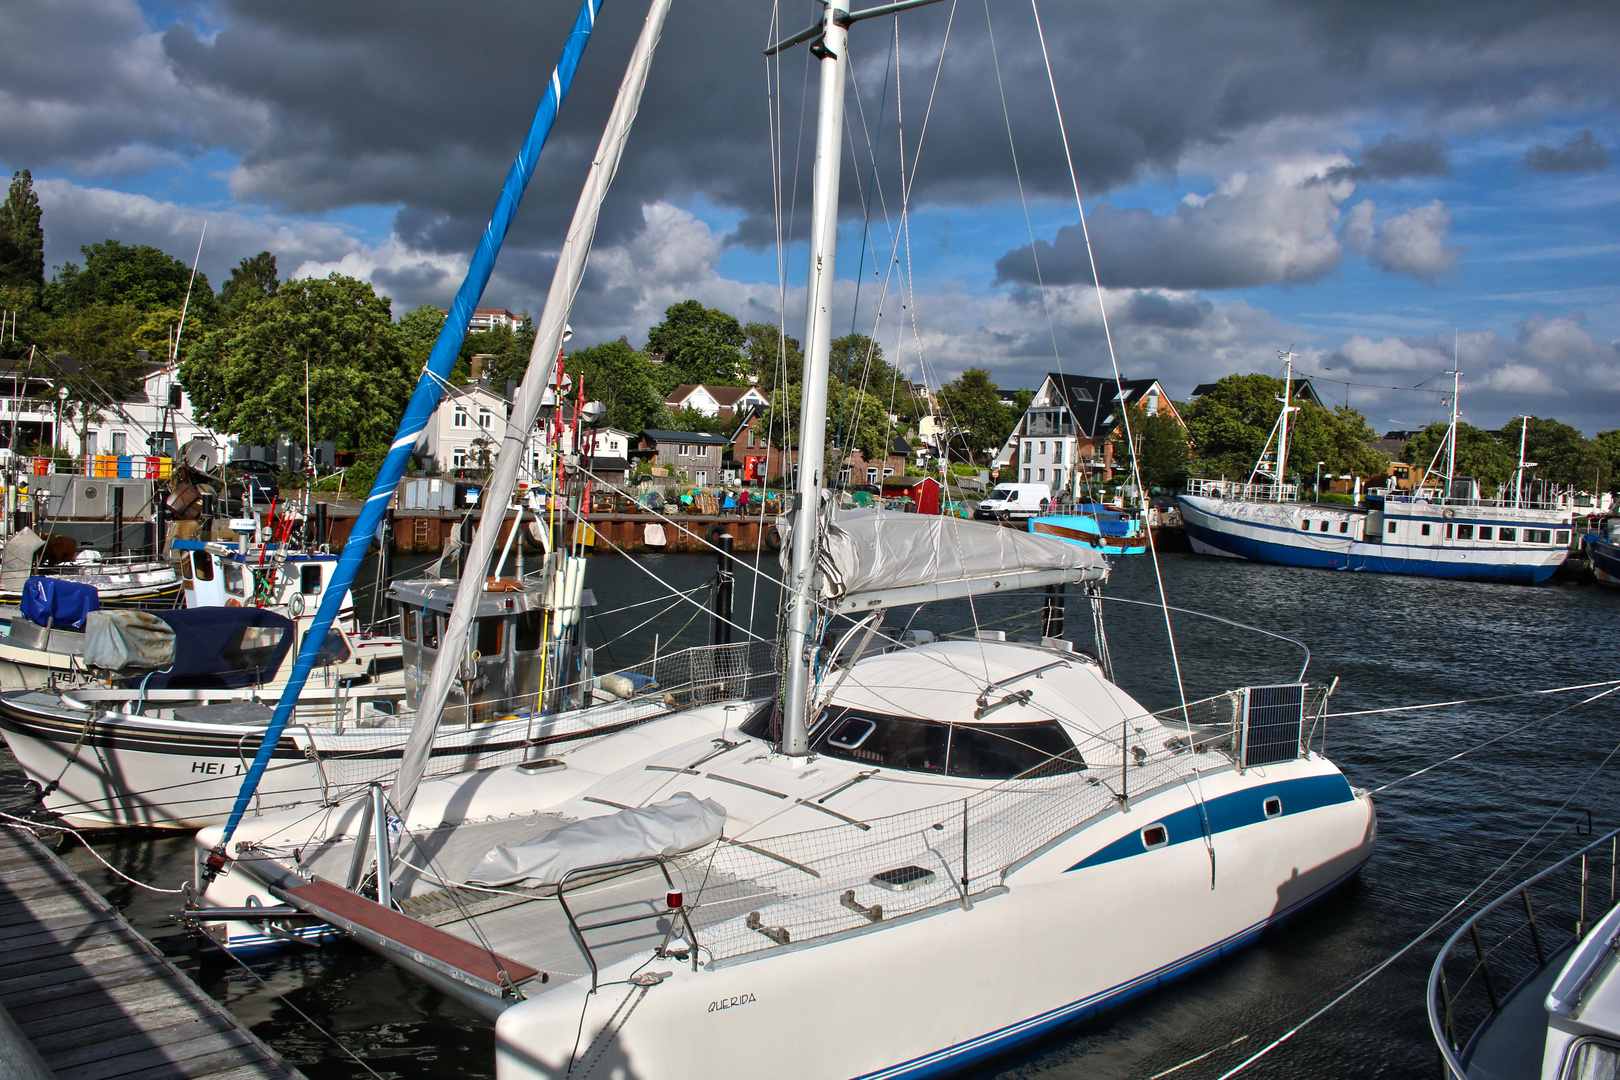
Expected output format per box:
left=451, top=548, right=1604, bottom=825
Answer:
left=3, top=548, right=1619, bottom=1080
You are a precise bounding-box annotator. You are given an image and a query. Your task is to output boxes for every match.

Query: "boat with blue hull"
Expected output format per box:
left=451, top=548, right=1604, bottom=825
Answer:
left=1178, top=352, right=1572, bottom=584
left=1031, top=505, right=1147, bottom=557
left=1588, top=519, right=1620, bottom=586
left=1179, top=480, right=1573, bottom=583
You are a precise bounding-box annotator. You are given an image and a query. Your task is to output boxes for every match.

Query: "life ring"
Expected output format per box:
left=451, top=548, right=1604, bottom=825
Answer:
left=1443, top=508, right=1455, bottom=519
left=705, top=523, right=731, bottom=546
left=289, top=593, right=304, bottom=618
left=763, top=524, right=782, bottom=551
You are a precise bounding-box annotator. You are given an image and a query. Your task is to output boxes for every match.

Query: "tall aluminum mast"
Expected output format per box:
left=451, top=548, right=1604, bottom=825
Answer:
left=767, top=0, right=947, bottom=758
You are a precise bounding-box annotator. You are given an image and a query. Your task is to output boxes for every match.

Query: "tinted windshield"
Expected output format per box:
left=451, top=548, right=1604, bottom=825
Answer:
left=812, top=708, right=1085, bottom=779
left=987, top=487, right=1014, bottom=502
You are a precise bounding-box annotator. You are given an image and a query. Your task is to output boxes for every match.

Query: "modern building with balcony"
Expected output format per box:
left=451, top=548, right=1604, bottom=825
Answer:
left=993, top=373, right=1184, bottom=497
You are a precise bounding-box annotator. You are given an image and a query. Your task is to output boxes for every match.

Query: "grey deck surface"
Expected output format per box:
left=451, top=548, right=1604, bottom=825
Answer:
left=0, top=825, right=304, bottom=1080
left=1463, top=943, right=1569, bottom=1080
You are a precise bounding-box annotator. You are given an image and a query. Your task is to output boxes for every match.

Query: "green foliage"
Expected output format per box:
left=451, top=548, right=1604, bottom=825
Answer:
left=1186, top=374, right=1386, bottom=480
left=743, top=321, right=802, bottom=392
left=1595, top=430, right=1620, bottom=494
left=1401, top=422, right=1517, bottom=488
left=655, top=404, right=734, bottom=435
left=180, top=274, right=411, bottom=449
left=646, top=300, right=746, bottom=392
left=1111, top=403, right=1190, bottom=491
left=46, top=240, right=218, bottom=326
left=343, top=445, right=391, bottom=496
left=936, top=368, right=1016, bottom=459
left=220, top=252, right=278, bottom=316
left=0, top=170, right=45, bottom=293
left=768, top=383, right=892, bottom=463
left=566, top=339, right=664, bottom=433
left=1505, top=416, right=1607, bottom=489
left=40, top=303, right=143, bottom=446
left=831, top=333, right=920, bottom=421
left=395, top=305, right=446, bottom=368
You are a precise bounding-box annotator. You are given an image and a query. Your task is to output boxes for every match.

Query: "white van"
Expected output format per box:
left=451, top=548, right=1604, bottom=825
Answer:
left=973, top=483, right=1052, bottom=521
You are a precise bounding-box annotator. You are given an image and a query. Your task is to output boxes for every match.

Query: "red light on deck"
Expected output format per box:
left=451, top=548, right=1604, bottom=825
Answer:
left=667, top=890, right=683, bottom=910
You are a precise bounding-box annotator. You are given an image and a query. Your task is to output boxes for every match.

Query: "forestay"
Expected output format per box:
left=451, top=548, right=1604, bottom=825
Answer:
left=782, top=508, right=1108, bottom=612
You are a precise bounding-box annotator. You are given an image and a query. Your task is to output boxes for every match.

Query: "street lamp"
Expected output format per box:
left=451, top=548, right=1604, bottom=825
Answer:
left=1315, top=461, right=1326, bottom=500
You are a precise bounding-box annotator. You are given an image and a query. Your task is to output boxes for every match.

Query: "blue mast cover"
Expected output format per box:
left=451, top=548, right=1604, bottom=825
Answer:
left=209, top=0, right=607, bottom=864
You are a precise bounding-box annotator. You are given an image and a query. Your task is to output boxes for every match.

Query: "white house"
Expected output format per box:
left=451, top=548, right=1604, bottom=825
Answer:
left=62, top=359, right=231, bottom=468
left=415, top=380, right=631, bottom=482
left=467, top=308, right=522, bottom=334
left=992, top=373, right=1184, bottom=497
left=665, top=383, right=769, bottom=419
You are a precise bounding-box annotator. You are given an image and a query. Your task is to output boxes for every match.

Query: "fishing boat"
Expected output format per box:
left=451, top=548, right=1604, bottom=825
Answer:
left=1030, top=503, right=1147, bottom=557
left=1429, top=825, right=1620, bottom=1079
left=0, top=526, right=181, bottom=607
left=1178, top=354, right=1573, bottom=583
left=185, top=2, right=1377, bottom=1075
left=1587, top=518, right=1620, bottom=586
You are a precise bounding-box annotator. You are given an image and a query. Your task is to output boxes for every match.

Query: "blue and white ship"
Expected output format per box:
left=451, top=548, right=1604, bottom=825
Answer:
left=1178, top=356, right=1572, bottom=584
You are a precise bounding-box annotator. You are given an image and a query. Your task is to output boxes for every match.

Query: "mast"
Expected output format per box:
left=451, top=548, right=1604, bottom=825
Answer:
left=1513, top=414, right=1530, bottom=509
left=1445, top=367, right=1461, bottom=499
left=767, top=0, right=948, bottom=759
left=388, top=0, right=673, bottom=820
left=1274, top=347, right=1295, bottom=500
left=778, top=0, right=851, bottom=759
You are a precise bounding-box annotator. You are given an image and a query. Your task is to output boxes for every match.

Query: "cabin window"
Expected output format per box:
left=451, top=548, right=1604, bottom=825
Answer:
left=1339, top=521, right=1348, bottom=534
left=1421, top=524, right=1431, bottom=536
left=1319, top=521, right=1330, bottom=533
left=422, top=613, right=440, bottom=649
left=222, top=558, right=246, bottom=595
left=1304, top=520, right=1313, bottom=531
left=515, top=610, right=543, bottom=651
left=1141, top=825, right=1169, bottom=849
left=1561, top=1040, right=1620, bottom=1080
left=1557, top=530, right=1571, bottom=545
left=1446, top=523, right=1454, bottom=539
left=189, top=551, right=214, bottom=582
left=1499, top=527, right=1516, bottom=542
left=403, top=609, right=418, bottom=642
left=1264, top=796, right=1282, bottom=819
left=475, top=616, right=504, bottom=658
left=300, top=563, right=323, bottom=595
left=813, top=709, right=1084, bottom=780
left=1529, top=529, right=1553, bottom=544
left=1477, top=526, right=1493, bottom=541
left=1386, top=520, right=1397, bottom=534
left=1456, top=524, right=1473, bottom=540
left=308, top=627, right=351, bottom=667
left=944, top=721, right=1085, bottom=779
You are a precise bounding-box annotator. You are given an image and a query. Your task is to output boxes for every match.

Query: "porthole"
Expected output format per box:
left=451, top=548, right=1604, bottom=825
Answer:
left=1141, top=824, right=1168, bottom=849
left=1264, top=796, right=1282, bottom=819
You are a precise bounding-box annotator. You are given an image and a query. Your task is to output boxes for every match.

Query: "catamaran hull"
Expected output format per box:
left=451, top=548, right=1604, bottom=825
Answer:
left=493, top=761, right=1376, bottom=1080
left=0, top=694, right=660, bottom=829
left=1178, top=495, right=1567, bottom=583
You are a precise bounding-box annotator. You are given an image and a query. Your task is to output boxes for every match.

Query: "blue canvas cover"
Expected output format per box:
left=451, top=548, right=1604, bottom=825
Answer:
left=123, top=607, right=296, bottom=690
left=20, top=576, right=101, bottom=629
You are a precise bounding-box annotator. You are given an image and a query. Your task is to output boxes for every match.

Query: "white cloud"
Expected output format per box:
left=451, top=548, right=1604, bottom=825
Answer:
left=1368, top=200, right=1462, bottom=281
left=1340, top=200, right=1377, bottom=254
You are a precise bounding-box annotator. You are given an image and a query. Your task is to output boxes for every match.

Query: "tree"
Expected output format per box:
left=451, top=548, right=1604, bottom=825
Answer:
left=0, top=170, right=45, bottom=293
left=566, top=338, right=665, bottom=434
left=220, top=251, right=279, bottom=314
left=936, top=368, right=1016, bottom=460
left=1503, top=416, right=1604, bottom=489
left=40, top=303, right=143, bottom=451
left=1111, top=403, right=1190, bottom=491
left=645, top=300, right=746, bottom=392
left=180, top=274, right=412, bottom=449
left=1289, top=404, right=1388, bottom=481
left=655, top=404, right=734, bottom=435
left=1183, top=373, right=1288, bottom=474
left=1401, top=422, right=1517, bottom=489
left=395, top=305, right=447, bottom=368
left=743, top=321, right=802, bottom=392
left=1595, top=430, right=1620, bottom=495
left=769, top=383, right=892, bottom=465
left=46, top=240, right=218, bottom=326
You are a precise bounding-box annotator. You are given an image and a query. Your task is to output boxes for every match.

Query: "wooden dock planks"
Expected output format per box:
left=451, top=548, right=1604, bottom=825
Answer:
left=0, top=826, right=304, bottom=1080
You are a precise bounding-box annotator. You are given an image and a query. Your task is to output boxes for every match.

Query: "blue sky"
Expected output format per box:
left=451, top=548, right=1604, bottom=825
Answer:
left=2, top=0, right=1616, bottom=433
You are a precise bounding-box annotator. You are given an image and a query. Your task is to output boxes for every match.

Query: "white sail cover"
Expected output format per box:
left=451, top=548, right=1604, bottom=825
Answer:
left=782, top=508, right=1107, bottom=610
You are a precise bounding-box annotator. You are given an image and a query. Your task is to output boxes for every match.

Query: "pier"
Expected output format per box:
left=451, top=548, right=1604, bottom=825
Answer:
left=0, top=825, right=303, bottom=1080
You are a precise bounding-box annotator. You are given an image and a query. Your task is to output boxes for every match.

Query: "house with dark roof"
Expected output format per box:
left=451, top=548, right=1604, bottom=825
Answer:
left=993, top=373, right=1186, bottom=496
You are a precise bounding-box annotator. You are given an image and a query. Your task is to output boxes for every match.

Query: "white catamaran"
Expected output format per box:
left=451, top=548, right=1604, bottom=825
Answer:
left=190, top=2, right=1377, bottom=1076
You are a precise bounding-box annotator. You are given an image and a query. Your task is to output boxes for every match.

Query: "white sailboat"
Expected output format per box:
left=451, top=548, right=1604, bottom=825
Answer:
left=1178, top=352, right=1574, bottom=582
left=189, top=2, right=1376, bottom=1075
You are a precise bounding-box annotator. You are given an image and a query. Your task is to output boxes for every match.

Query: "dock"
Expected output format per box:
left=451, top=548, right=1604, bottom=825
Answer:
left=0, top=825, right=304, bottom=1080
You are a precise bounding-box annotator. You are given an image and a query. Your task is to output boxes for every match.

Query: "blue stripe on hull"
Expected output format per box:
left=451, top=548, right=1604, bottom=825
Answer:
left=859, top=853, right=1370, bottom=1080
left=1181, top=518, right=1558, bottom=584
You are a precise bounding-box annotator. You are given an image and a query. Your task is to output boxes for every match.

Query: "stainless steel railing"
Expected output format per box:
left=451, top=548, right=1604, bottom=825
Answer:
left=1428, top=825, right=1620, bottom=1079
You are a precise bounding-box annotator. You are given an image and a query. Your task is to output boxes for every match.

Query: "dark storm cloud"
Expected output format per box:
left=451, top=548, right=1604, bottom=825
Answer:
left=4, top=0, right=1619, bottom=299
left=1319, top=134, right=1451, bottom=183
left=1524, top=130, right=1608, bottom=173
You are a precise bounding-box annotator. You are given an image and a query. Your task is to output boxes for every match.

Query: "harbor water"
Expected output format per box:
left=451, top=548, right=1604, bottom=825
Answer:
left=3, top=548, right=1618, bottom=1079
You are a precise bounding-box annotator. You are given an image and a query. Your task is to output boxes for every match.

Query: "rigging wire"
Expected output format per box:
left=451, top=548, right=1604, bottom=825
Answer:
left=1327, top=678, right=1620, bottom=718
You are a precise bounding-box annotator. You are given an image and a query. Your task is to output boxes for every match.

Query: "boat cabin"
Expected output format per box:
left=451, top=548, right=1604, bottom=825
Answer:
left=175, top=540, right=355, bottom=622
left=389, top=576, right=597, bottom=723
